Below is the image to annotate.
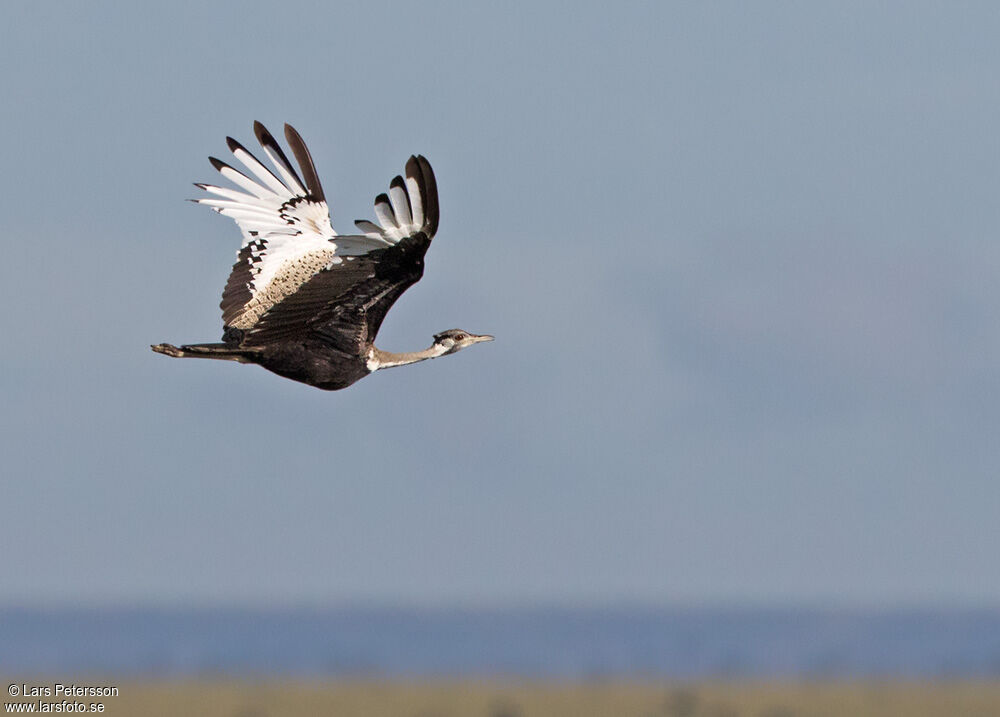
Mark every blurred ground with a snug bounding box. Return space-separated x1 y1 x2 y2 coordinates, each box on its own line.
7 681 1000 717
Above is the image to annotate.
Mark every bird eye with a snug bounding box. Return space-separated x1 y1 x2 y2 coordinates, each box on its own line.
455 333 466 341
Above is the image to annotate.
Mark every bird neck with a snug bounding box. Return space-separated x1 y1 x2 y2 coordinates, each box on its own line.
370 343 447 370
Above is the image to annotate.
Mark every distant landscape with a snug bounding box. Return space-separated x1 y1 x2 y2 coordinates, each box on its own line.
3 606 1000 679
4 607 1000 715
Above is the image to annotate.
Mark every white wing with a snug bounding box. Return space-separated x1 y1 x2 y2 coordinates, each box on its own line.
197 123 439 332
196 122 398 328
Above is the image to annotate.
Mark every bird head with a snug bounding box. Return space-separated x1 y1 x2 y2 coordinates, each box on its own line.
433 329 494 355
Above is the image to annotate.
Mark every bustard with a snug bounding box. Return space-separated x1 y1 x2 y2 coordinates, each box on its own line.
152 122 492 390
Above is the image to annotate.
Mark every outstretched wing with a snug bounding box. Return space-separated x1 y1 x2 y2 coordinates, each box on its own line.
195 122 399 330
238 155 440 350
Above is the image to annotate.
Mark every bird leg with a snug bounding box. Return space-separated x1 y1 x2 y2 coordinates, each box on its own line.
151 343 251 362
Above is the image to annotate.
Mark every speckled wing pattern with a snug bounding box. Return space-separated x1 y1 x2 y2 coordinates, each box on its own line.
193 122 438 345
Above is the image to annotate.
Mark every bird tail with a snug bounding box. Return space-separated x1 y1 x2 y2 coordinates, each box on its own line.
151 342 253 363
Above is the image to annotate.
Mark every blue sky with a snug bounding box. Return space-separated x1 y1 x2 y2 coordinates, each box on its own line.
2 1 999 606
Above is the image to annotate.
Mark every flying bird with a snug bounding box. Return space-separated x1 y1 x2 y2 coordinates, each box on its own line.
152 122 492 390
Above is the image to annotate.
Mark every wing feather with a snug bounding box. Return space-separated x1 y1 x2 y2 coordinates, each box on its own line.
195 182 274 207
373 193 399 237
283 124 325 201
356 155 439 240
226 137 294 197
353 219 386 238
208 157 274 199
254 121 307 195
240 253 381 347
415 155 439 237
389 176 412 228
404 156 425 229
193 123 440 339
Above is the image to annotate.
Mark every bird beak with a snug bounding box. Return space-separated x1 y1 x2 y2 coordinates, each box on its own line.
472 334 494 343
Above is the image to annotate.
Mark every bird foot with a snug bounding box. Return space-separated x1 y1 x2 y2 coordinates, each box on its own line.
151 343 185 358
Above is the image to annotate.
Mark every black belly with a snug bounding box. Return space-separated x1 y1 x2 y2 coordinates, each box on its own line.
251 340 370 390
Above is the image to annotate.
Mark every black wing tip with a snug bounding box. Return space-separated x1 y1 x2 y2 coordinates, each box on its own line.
405 156 420 177
402 154 438 236
253 120 306 191
208 156 228 171
283 123 326 201
225 136 243 153
374 192 391 207
283 123 303 143
253 120 277 146
416 155 435 171
415 155 439 237
390 175 406 190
